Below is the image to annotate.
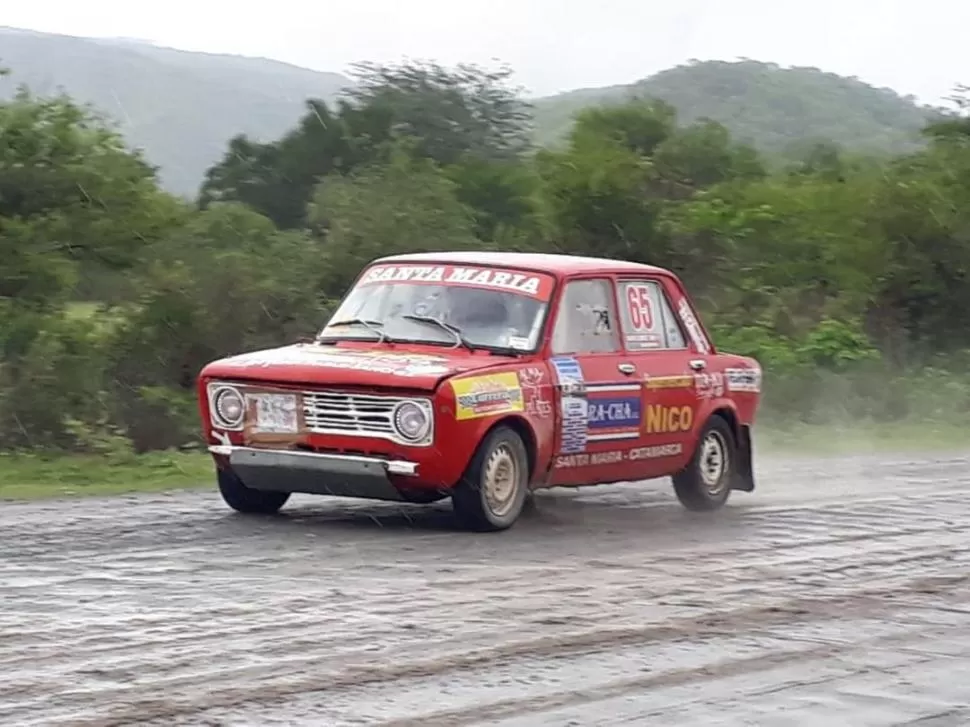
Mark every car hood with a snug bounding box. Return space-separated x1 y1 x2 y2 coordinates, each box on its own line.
199 342 511 391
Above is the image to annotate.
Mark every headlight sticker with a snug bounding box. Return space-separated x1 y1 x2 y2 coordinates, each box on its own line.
247 392 301 434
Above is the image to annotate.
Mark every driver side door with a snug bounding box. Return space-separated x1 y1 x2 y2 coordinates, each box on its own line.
547 276 643 487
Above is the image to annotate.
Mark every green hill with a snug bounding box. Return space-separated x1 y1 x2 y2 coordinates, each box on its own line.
532 59 939 158
0 27 351 196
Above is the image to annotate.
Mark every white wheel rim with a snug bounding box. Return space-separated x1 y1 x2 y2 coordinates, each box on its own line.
700 430 729 495
483 444 519 517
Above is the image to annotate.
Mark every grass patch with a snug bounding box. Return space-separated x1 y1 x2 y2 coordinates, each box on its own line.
756 420 969 455
0 450 213 500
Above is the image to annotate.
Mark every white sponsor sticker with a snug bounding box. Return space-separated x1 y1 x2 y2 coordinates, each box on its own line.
358 265 546 298
678 298 710 354
725 367 762 393
554 443 683 468
552 357 588 454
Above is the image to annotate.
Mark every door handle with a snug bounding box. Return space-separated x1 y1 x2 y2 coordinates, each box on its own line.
617 362 636 375
689 359 706 371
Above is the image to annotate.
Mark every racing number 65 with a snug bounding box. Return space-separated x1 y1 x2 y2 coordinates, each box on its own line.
626 284 654 330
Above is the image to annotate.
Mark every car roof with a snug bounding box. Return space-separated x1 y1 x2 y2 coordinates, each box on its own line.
372 251 671 277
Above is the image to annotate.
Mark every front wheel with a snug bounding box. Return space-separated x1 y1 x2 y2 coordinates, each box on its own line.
217 467 290 514
672 416 735 512
452 426 530 532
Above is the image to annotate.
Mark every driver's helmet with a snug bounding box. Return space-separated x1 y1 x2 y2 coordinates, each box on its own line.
448 287 510 328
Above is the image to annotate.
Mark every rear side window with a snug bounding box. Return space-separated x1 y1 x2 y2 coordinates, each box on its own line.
616 280 686 351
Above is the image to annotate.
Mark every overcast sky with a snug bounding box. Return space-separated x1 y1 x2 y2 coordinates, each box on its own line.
3 0 967 103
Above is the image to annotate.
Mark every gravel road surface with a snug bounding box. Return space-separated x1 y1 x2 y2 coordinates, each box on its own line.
3 449 970 726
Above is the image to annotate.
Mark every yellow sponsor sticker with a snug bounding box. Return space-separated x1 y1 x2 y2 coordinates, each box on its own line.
451 372 525 421
644 404 694 434
644 374 694 390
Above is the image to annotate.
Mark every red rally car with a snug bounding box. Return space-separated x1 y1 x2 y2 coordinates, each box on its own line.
197 252 762 532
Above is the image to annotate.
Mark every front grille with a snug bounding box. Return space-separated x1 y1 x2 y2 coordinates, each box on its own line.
302 391 404 440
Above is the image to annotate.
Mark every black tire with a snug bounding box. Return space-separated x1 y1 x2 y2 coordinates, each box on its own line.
672 415 736 512
452 426 530 532
217 467 290 515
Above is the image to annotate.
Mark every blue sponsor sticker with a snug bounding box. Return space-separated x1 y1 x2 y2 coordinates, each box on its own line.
551 357 583 386
587 396 641 429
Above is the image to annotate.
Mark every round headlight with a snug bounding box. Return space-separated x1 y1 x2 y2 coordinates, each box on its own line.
393 401 431 442
212 386 245 428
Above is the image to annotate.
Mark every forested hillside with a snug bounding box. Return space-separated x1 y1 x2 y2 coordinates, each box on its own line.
2 57 970 458
533 60 939 158
0 27 350 195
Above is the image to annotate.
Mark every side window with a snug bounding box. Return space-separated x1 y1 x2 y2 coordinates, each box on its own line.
550 279 621 355
617 280 687 351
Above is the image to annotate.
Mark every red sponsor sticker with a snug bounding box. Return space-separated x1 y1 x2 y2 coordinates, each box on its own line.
357 264 555 301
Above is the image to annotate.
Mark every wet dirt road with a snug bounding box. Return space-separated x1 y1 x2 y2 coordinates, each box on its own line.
3 450 970 727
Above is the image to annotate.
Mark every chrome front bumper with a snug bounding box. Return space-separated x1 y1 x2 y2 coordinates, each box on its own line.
208 445 419 501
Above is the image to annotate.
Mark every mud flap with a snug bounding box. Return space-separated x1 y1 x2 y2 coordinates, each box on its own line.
731 424 755 492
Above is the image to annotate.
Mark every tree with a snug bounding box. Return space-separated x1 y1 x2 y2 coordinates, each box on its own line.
652 119 765 194
342 60 534 166
444 156 542 241
308 149 481 296
536 132 660 261
0 88 180 270
866 138 970 353
568 98 676 157
199 60 537 232
534 100 764 264
198 134 286 223
198 99 360 230
0 86 183 448
662 172 887 331
108 203 327 450
922 85 970 144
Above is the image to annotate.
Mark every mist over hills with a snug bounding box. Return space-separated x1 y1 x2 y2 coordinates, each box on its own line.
0 27 939 196
0 27 351 195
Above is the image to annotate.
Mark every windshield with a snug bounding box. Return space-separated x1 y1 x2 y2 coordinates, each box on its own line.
319 263 555 352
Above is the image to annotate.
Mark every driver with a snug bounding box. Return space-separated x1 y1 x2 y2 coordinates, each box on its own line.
447 287 510 330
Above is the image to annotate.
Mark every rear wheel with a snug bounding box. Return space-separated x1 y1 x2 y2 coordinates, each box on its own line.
672 416 735 512
452 426 529 532
217 467 290 514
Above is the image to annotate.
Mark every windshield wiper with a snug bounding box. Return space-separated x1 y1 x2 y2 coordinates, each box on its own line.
485 345 525 358
402 314 475 351
319 318 391 344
